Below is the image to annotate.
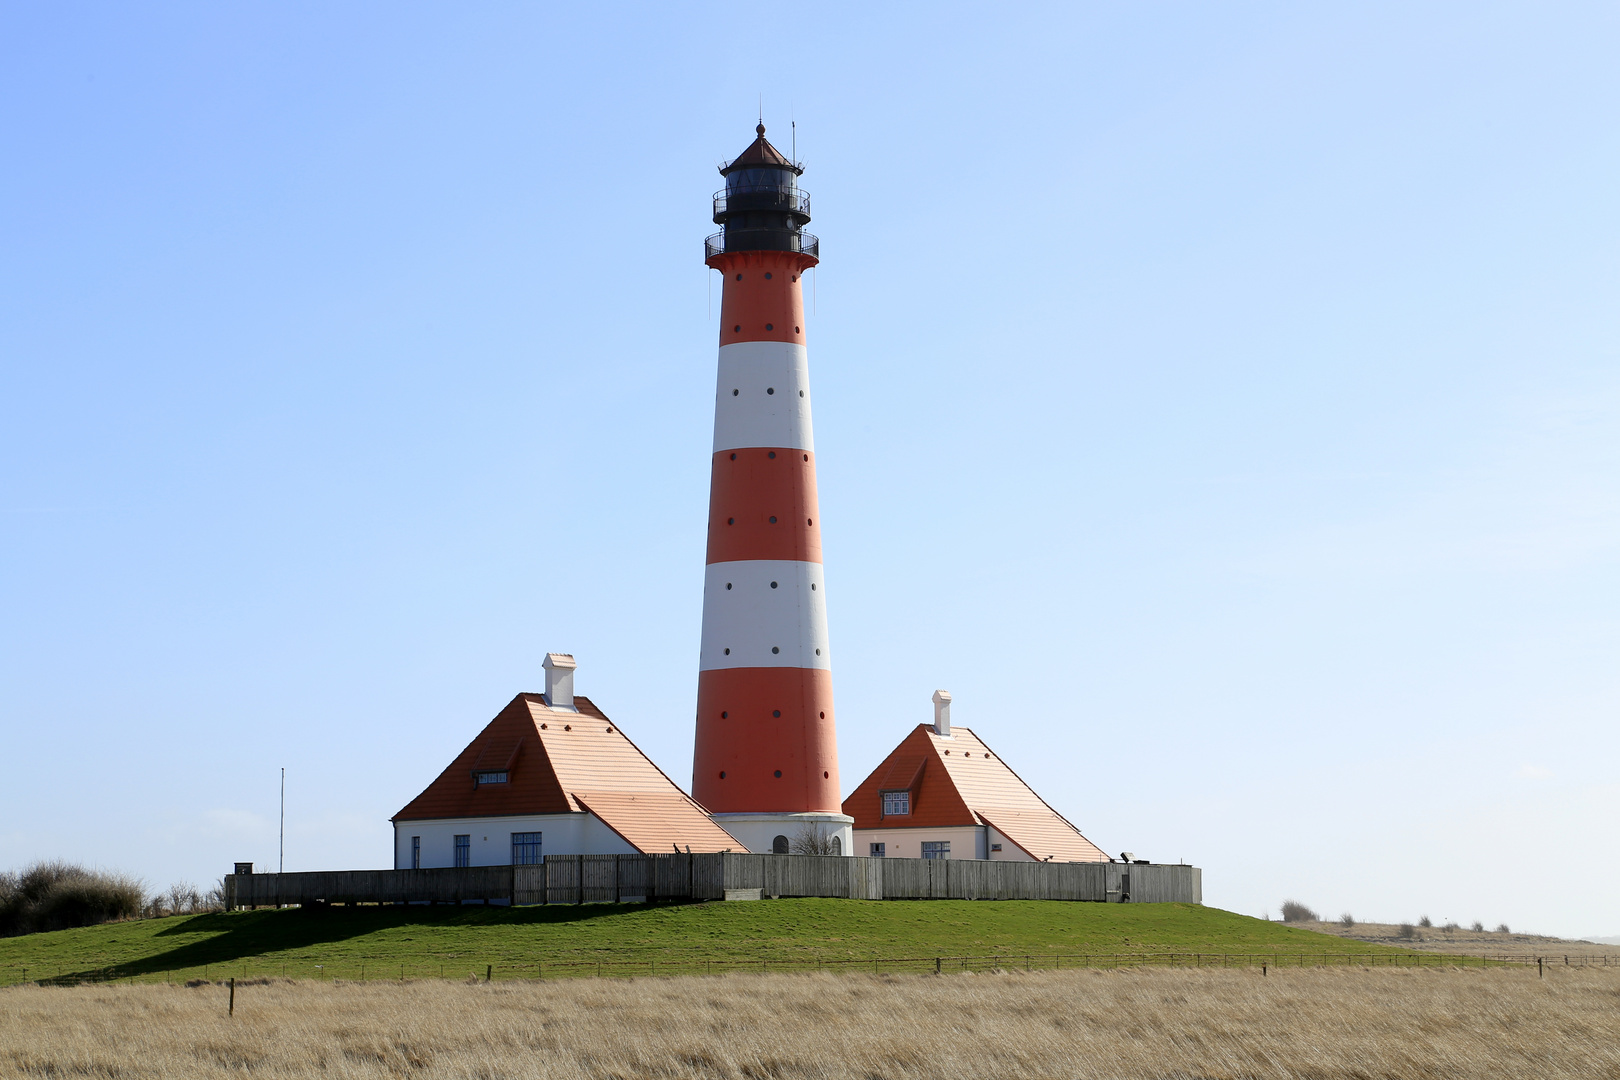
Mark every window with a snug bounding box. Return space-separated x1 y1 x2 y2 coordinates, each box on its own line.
511 832 543 865
453 834 470 868
881 790 910 816
869 842 885 858
831 836 841 855
411 836 420 870
772 835 789 854
990 843 1002 853
921 841 950 860
475 771 508 785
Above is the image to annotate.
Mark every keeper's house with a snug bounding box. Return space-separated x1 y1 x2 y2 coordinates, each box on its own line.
392 654 741 868
844 691 1109 863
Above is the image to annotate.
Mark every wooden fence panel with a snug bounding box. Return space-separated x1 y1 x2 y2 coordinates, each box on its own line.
581 855 617 903
226 857 1198 908
692 853 725 899
513 865 545 906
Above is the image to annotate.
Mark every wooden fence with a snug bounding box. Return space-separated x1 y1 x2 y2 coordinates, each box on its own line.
225 854 1199 908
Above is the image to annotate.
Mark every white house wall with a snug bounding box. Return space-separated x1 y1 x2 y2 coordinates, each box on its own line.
985 823 1036 861
393 813 636 869
853 825 987 861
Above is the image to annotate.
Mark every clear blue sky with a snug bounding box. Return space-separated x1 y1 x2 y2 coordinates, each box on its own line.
3 3 1615 937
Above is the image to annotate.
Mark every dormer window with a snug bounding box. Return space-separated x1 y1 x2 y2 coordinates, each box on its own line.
881 790 910 816
475 771 508 786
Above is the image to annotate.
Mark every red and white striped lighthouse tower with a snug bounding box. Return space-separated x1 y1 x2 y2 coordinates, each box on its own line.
692 125 852 855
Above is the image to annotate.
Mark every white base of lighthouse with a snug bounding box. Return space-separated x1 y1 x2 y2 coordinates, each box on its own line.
711 812 853 856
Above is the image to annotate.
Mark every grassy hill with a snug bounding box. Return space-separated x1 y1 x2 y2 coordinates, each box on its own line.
0 900 1426 985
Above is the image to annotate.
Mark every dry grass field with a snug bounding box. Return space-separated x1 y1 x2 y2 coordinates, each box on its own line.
3 965 1617 1079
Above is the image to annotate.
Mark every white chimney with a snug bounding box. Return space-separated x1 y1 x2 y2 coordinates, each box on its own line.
932 689 952 736
543 653 577 710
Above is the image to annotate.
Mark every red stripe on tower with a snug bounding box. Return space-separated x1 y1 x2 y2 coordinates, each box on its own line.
692 125 851 855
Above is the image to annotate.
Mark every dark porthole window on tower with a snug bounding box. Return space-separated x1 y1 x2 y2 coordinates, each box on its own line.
730 452 737 459
772 710 781 718
764 272 772 280
819 711 825 718
723 648 730 655
726 582 732 590
768 451 776 458
735 274 742 280
795 326 801 334
810 583 816 590
766 387 775 395
770 581 778 588
733 325 741 332
727 517 734 525
721 711 728 718
769 516 777 524
719 771 726 779
771 646 779 654
774 770 782 778
732 389 739 397
765 323 773 331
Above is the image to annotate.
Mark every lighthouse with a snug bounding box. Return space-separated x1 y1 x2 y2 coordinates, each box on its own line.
692 125 853 856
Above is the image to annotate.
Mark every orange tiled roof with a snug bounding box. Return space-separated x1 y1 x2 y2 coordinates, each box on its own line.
393 693 742 853
842 724 1108 863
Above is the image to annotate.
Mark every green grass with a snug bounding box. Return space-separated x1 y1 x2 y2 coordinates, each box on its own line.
0 901 1436 985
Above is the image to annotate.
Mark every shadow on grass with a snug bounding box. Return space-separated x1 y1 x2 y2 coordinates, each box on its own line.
44 902 697 984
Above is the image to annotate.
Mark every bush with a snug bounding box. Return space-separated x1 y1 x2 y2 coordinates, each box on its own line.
1496 923 1511 934
1338 913 1355 928
1471 921 1484 932
0 861 145 937
1398 923 1417 939
789 823 840 856
1279 900 1318 923
1418 915 1432 928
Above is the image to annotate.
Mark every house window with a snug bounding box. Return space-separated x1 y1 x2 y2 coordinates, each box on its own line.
475 771 508 785
411 836 420 869
511 832 543 865
772 835 789 854
831 836 841 855
869 842 885 858
881 790 910 816
454 834 470 868
921 841 950 860
990 843 1002 853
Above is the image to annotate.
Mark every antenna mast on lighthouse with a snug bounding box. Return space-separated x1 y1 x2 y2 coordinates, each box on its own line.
694 124 851 855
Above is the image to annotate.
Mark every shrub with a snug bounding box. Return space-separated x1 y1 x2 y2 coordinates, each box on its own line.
789 823 840 856
1338 913 1355 928
1471 921 1484 932
0 861 145 937
1442 922 1459 936
1418 915 1432 928
1279 900 1318 923
1496 923 1511 934
1398 923 1417 939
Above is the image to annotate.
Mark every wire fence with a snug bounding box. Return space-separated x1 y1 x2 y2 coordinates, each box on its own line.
7 950 1616 988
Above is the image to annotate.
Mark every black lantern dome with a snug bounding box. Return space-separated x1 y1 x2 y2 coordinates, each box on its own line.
707 124 818 261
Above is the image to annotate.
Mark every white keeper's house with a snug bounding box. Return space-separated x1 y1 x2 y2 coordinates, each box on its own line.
843 691 1109 863
391 654 742 869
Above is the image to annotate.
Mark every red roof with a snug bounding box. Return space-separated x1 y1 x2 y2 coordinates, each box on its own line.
842 725 1108 863
719 123 801 176
393 693 741 853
